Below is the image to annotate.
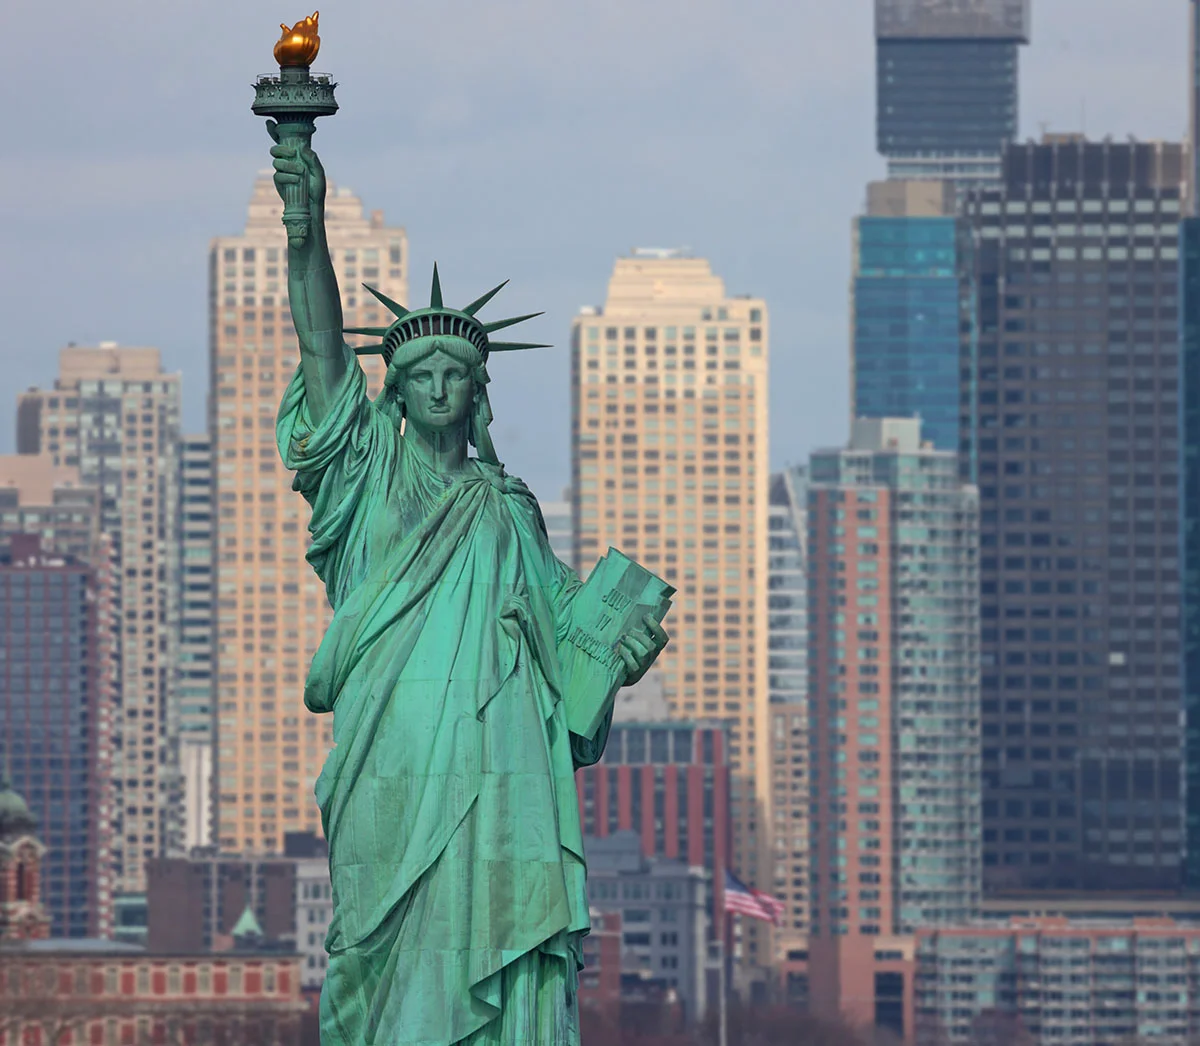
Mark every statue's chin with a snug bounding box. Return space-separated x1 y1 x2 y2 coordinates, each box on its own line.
405 418 470 442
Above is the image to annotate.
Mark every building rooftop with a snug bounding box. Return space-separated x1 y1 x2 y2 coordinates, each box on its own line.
55 345 166 382
0 937 302 959
0 775 38 840
0 456 87 505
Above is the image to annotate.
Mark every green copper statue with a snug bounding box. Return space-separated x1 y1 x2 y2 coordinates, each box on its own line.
261 19 670 1044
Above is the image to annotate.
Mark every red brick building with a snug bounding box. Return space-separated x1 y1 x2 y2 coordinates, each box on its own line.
0 783 305 1045
0 944 306 1046
0 780 50 942
576 720 731 932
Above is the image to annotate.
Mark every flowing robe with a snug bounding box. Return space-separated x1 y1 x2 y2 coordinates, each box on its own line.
277 361 606 1045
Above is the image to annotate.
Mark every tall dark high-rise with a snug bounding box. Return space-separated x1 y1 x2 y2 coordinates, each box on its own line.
0 534 114 938
1180 176 1200 892
1184 0 1200 890
963 138 1186 892
1191 0 1200 216
875 0 1030 184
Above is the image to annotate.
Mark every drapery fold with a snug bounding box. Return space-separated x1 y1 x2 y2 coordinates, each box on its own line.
277 360 607 1044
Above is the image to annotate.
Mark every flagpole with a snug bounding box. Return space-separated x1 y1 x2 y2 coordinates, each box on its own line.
718 931 728 1046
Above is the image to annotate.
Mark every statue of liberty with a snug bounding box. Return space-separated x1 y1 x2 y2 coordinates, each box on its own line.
269 129 668 1044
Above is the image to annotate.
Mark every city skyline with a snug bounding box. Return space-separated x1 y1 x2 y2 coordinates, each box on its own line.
1 0 1188 502
6 1 1200 1040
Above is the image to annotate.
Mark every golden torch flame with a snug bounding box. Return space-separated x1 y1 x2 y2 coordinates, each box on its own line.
274 11 321 67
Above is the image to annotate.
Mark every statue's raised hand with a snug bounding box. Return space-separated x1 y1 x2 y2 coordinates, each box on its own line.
267 121 326 215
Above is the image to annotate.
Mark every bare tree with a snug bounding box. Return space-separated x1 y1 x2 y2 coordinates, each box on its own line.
695 1002 870 1046
968 1009 1035 1046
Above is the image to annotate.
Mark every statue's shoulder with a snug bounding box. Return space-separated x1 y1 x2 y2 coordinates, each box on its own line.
473 460 532 498
473 460 547 532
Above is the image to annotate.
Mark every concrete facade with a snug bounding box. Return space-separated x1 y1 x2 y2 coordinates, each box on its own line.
585 831 710 1025
295 856 333 990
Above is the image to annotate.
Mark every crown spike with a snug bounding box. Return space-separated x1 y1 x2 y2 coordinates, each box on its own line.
487 341 552 352
430 263 444 310
462 280 509 317
342 326 391 336
362 284 409 318
483 312 544 335
352 343 388 356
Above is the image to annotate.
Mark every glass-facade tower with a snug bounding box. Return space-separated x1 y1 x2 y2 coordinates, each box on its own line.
963 138 1186 892
1183 215 1200 890
875 0 1030 185
853 181 961 451
0 544 107 937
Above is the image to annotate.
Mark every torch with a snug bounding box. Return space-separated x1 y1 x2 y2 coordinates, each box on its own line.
251 12 338 248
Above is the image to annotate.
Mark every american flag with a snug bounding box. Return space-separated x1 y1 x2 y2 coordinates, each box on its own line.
723 870 785 926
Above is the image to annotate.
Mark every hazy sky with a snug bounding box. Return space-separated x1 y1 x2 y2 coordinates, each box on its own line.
1 0 1188 500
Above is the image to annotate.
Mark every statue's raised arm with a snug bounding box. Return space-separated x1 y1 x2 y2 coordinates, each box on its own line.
255 19 674 1046
269 130 349 424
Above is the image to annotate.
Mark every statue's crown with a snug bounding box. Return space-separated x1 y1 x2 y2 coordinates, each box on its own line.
345 264 548 366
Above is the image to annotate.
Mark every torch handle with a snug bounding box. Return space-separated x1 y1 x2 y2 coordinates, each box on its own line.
273 118 317 248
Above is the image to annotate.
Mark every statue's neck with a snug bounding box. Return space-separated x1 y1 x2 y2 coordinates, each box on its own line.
404 423 470 474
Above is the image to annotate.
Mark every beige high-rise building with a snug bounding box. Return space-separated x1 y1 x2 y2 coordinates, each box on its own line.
17 345 181 904
570 249 771 964
209 173 407 855
0 455 103 562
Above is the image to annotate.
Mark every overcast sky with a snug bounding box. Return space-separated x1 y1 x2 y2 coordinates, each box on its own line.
1 0 1188 500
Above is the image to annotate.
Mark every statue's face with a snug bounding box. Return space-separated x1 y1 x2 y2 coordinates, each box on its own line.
400 350 475 434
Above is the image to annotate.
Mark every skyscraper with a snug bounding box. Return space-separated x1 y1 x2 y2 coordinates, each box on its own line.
963 138 1186 892
1191 0 1200 216
806 418 980 1032
852 180 961 452
176 434 215 851
766 467 811 972
1184 218 1200 892
570 249 770 964
0 534 114 938
209 174 407 855
17 345 181 915
875 0 1030 184
1182 0 1200 893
